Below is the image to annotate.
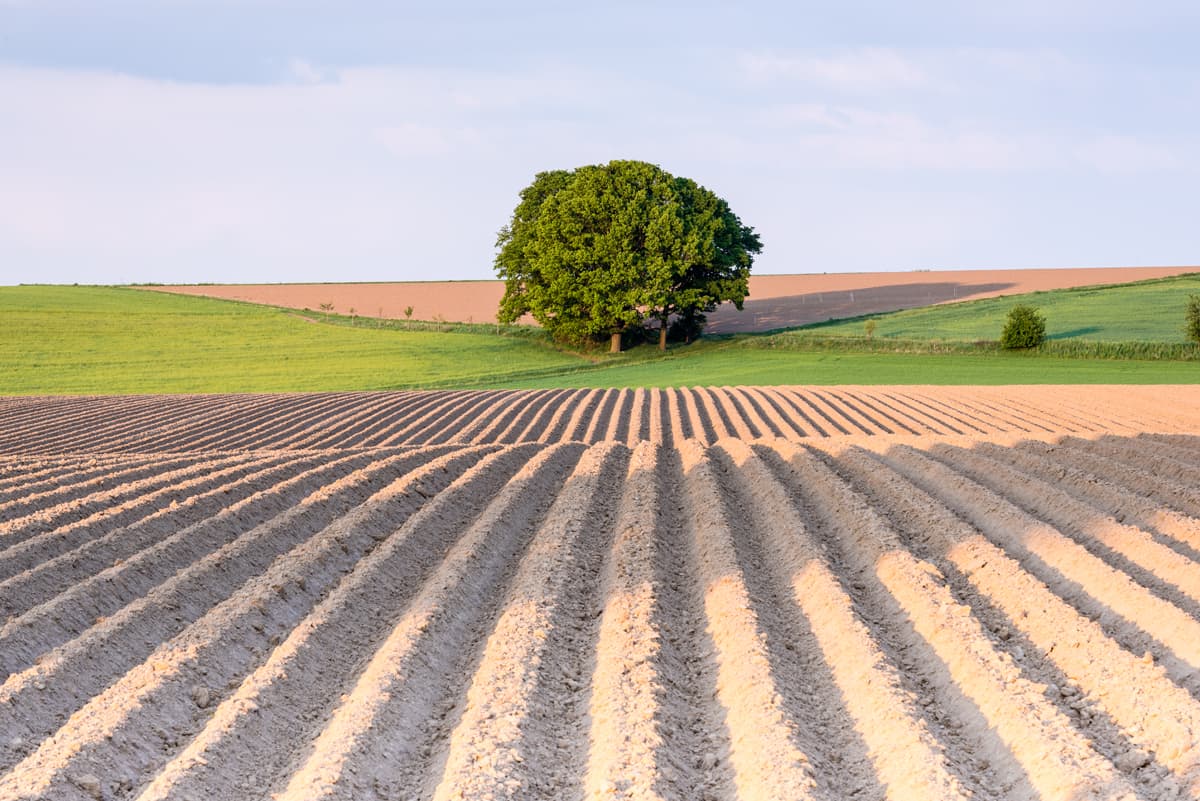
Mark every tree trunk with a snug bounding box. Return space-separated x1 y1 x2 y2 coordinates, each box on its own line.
610 331 622 353
659 319 668 351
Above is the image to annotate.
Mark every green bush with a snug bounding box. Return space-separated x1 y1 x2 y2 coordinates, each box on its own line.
1187 295 1200 343
1000 304 1046 349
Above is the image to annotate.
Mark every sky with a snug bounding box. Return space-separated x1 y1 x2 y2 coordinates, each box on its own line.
2 1 1198 285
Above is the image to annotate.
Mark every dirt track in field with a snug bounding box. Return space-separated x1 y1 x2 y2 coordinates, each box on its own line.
144 266 1196 332
2 386 1199 800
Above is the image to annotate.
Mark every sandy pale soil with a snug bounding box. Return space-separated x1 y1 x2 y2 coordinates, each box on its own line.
1 386 1199 800
145 266 1196 333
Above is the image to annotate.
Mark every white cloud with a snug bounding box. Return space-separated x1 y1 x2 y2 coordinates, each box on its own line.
0 50 1196 285
739 48 930 91
1076 135 1185 173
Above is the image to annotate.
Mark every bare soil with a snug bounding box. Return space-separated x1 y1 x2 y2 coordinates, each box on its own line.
1 386 1198 800
144 266 1196 332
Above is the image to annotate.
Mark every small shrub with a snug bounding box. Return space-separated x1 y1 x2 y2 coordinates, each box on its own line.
864 319 877 340
1000 304 1046 349
404 306 414 319
1187 295 1200 343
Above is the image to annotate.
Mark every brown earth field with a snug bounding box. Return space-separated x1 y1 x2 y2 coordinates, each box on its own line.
2 386 1200 800
146 265 1197 333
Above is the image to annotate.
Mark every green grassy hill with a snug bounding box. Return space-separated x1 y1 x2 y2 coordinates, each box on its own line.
0 286 588 394
789 272 1200 343
1 282 1196 395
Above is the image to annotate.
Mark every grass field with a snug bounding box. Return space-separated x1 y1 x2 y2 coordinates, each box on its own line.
0 286 588 394
2 283 1197 395
793 271 1200 342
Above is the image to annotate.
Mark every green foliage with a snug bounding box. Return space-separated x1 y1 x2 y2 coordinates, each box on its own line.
1187 295 1200 343
864 319 877 339
1000 305 1047 349
495 160 760 349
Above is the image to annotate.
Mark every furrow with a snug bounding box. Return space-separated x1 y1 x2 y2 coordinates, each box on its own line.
556 388 604 443
822 442 1200 797
8 396 211 454
646 387 665 444
465 390 543 445
77 394 282 453
212 393 380 451
1070 434 1200 491
0 446 487 788
0 454 163 508
513 388 572 443
714 440 968 800
945 391 1051 434
262 442 582 801
691 386 734 438
428 442 628 801
839 390 924 435
729 388 784 438
455 391 531 444
386 391 504 446
499 389 567 444
752 388 813 437
779 389 845 436
282 393 422 450
867 441 1200 684
604 388 631 443
583 441 677 801
351 391 461 448
882 391 970 434
947 440 1200 612
809 390 879 434
693 388 737 440
663 388 690 443
0 451 382 679
0 452 318 621
141 442 573 801
823 390 901 434
679 388 715 445
624 386 649 445
0 454 258 573
766 440 1136 801
708 388 757 439
1034 438 1200 530
582 388 620 443
0 453 206 526
127 394 325 453
900 390 992 435
537 388 590 444
672 438 823 800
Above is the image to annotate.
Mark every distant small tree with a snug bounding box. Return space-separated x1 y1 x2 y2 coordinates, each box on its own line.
1186 295 1200 343
404 305 414 319
864 319 878 340
1000 304 1046 349
318 302 334 320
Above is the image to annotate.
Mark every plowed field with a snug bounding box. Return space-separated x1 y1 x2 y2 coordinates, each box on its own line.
2 386 1199 800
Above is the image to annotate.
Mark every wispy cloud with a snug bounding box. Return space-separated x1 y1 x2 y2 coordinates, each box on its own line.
739 48 930 91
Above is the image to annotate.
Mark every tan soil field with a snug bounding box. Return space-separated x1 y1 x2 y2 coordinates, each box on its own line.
146 266 1197 332
2 385 1200 800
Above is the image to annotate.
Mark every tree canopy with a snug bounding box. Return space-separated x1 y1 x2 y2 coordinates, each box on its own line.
495 160 761 351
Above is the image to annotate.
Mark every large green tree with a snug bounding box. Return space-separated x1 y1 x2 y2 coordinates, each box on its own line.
495 160 761 352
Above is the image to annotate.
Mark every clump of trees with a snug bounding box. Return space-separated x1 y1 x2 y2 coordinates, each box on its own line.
1000 304 1046 349
1186 295 1200 343
495 160 761 352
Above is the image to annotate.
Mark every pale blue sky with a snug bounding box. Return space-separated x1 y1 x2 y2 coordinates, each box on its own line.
2 1 1197 284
